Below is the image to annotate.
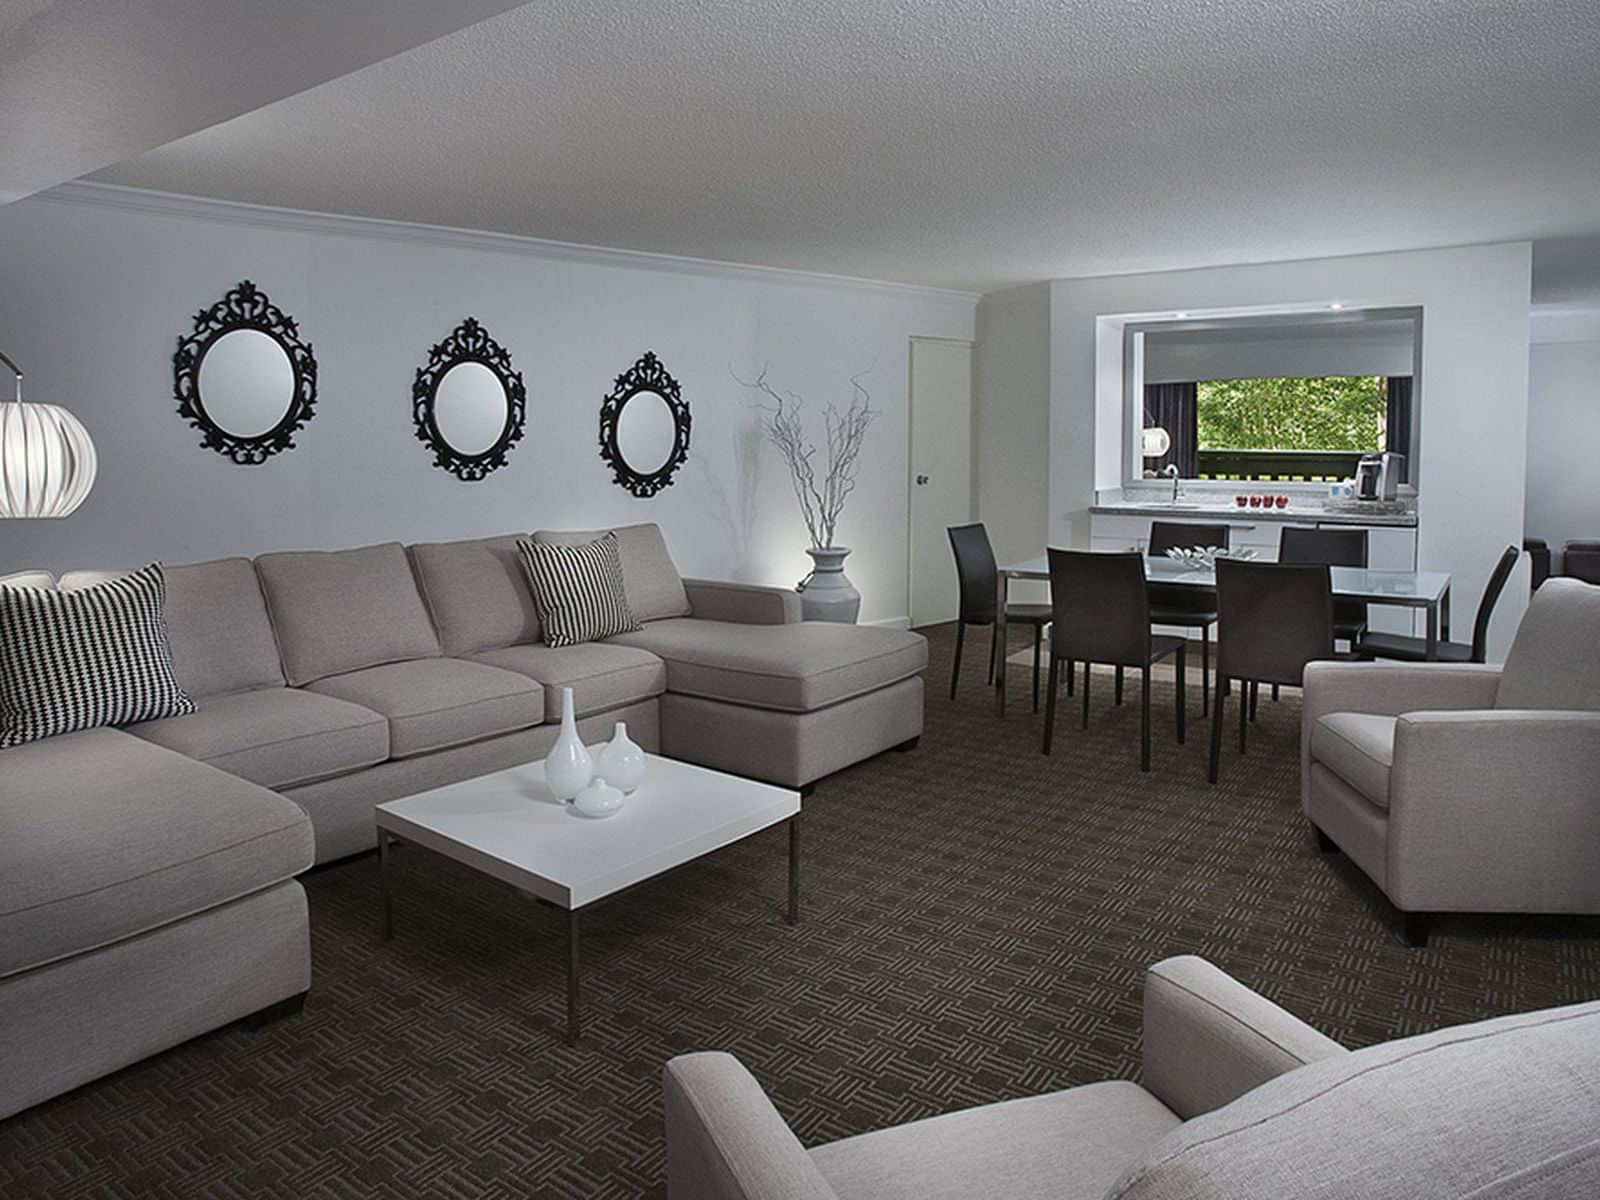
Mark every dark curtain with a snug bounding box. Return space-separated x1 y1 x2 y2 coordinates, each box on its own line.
1385 376 1413 482
1143 382 1198 477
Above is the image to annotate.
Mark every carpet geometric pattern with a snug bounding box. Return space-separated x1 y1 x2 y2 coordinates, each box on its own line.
3 623 1598 1198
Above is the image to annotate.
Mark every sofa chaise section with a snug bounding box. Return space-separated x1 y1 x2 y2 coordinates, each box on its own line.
0 727 314 1119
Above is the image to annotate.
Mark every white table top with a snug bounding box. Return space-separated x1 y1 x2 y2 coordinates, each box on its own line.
1001 555 1451 604
375 753 800 909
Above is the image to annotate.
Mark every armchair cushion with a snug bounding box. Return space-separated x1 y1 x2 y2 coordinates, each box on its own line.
1495 577 1600 710
809 1082 1179 1200
1310 713 1395 808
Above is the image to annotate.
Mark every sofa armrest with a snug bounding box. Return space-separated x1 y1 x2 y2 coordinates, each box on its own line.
1387 710 1600 912
1141 956 1347 1119
1302 662 1502 814
683 578 802 625
664 1052 839 1200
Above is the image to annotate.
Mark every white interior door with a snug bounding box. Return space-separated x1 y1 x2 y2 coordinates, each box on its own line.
908 337 974 627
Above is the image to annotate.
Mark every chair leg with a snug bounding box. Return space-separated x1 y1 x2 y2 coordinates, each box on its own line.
1249 680 1259 723
1209 677 1226 783
1174 644 1186 744
1140 665 1151 772
986 626 997 686
1031 625 1042 714
1272 683 1280 703
1114 665 1124 705
1065 657 1074 696
950 622 966 700
1042 655 1060 755
1200 624 1210 715
1082 661 1092 729
1238 679 1249 753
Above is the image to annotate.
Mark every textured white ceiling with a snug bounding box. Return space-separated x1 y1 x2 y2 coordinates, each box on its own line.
81 0 1600 293
0 0 529 203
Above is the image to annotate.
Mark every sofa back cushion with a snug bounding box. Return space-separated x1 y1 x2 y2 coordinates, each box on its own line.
0 570 56 590
532 522 691 623
1496 577 1600 711
255 542 440 686
1109 998 1600 1200
409 534 540 655
161 557 286 698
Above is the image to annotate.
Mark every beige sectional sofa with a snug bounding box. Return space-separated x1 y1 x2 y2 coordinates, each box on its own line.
666 955 1600 1199
0 523 926 1117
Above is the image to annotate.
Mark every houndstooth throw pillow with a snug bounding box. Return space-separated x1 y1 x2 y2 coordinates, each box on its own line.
517 532 641 648
0 562 197 747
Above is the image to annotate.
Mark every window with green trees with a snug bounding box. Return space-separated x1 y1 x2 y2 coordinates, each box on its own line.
1197 376 1387 452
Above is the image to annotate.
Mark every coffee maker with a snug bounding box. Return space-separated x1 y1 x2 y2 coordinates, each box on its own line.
1355 452 1405 501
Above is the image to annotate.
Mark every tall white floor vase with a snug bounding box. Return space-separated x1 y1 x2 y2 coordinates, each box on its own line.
545 687 593 803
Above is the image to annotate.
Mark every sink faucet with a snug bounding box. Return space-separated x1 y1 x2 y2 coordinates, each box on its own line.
1163 464 1181 503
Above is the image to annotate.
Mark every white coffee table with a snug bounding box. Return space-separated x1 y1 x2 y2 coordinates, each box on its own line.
374 752 801 1043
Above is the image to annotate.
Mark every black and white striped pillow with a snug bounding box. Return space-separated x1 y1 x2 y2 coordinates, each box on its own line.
0 562 197 747
517 533 641 648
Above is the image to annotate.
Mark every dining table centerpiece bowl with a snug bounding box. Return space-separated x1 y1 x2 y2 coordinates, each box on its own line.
1164 546 1260 569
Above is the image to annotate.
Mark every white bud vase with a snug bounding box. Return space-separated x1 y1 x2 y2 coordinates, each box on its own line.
596 722 647 794
544 687 593 803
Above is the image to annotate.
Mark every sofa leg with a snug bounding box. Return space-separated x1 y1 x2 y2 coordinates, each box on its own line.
1401 912 1432 948
799 782 816 799
892 736 920 753
242 991 306 1031
1313 826 1339 854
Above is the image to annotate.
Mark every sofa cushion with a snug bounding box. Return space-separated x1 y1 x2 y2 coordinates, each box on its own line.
1496 577 1600 711
518 533 641 647
162 557 286 698
533 522 692 622
0 570 55 589
409 534 540 656
127 686 389 789
468 642 666 717
1109 998 1600 1200
0 727 314 977
1310 712 1395 808
304 658 543 759
811 1080 1180 1200
609 619 928 713
0 562 196 748
255 542 441 686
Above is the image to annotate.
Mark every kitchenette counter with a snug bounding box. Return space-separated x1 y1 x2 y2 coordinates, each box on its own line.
1091 499 1417 527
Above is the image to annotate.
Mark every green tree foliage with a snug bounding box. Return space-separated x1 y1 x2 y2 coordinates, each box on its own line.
1197 376 1386 452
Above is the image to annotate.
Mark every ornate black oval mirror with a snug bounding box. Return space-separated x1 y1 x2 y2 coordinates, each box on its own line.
173 280 317 464
411 318 527 481
599 351 690 498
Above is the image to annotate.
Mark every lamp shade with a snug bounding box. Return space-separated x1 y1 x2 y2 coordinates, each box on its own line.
1140 426 1172 458
0 400 98 518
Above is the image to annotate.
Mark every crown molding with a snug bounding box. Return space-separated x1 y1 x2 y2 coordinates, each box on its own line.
33 182 982 306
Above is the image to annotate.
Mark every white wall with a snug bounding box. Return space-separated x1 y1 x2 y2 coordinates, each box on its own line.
973 283 1050 570
1050 243 1533 659
0 186 976 624
1526 309 1600 561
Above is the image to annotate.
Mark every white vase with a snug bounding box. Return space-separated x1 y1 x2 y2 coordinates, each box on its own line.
596 721 647 794
544 687 593 802
798 546 861 623
573 780 625 819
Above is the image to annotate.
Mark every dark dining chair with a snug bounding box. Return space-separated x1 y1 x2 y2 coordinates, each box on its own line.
1278 527 1368 644
1209 559 1334 784
1044 549 1185 771
1146 521 1229 713
948 524 1053 709
1356 545 1520 664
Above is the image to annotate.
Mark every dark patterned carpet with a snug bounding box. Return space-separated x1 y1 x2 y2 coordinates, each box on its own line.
5 623 1599 1198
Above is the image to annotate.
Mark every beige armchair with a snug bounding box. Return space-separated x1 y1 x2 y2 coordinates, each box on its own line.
1303 578 1600 945
663 956 1600 1199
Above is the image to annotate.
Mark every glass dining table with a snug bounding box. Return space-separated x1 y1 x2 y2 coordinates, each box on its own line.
991 554 1453 715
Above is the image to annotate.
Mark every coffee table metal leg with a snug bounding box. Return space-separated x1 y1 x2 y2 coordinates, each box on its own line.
787 817 800 925
566 908 581 1045
379 832 394 942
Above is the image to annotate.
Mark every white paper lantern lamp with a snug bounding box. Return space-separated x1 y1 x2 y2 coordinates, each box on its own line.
0 350 97 519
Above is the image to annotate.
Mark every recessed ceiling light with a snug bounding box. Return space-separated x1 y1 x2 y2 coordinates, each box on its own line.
1329 303 1345 310
1174 311 1189 318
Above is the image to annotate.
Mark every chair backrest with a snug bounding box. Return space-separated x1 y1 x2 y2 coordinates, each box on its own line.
1048 549 1151 666
1523 538 1551 591
947 524 999 624
1148 522 1230 556
1214 559 1334 686
1279 526 1367 630
1495 577 1600 711
1562 540 1600 585
1468 545 1521 663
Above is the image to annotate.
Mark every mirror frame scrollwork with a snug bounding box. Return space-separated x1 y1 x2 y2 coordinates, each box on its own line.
172 279 318 464
598 350 691 498
411 317 527 482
